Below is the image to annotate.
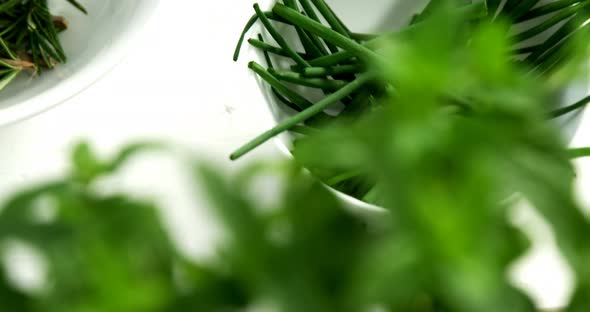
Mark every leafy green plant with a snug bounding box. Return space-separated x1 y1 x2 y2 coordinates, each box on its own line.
0 0 87 92
0 118 586 311
230 0 590 205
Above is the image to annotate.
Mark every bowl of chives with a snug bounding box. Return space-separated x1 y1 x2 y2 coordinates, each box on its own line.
233 0 588 209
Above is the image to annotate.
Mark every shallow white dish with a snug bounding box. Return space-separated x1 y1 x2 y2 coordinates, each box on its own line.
0 0 159 126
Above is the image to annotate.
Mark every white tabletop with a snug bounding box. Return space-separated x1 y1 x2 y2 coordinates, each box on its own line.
0 0 281 276
0 1 589 309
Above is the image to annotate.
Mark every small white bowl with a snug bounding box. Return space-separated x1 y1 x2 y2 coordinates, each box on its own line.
245 2 587 307
251 0 587 214
0 0 159 126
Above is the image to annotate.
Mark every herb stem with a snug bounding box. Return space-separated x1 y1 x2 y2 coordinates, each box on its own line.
309 0 351 37
283 0 324 58
248 38 308 59
302 64 364 77
297 0 339 53
269 68 348 91
309 51 357 67
230 72 374 160
257 34 274 70
568 147 590 158
550 95 590 118
254 4 310 67
517 0 584 22
249 61 313 110
289 124 320 135
272 3 383 64
233 11 289 62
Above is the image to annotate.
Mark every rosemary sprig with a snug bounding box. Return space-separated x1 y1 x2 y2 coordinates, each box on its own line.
0 37 31 91
0 0 87 93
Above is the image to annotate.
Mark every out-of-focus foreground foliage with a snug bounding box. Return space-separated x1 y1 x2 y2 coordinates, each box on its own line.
1 1 590 311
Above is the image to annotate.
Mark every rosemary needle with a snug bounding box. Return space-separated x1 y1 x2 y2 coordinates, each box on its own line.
65 0 87 15
248 38 309 59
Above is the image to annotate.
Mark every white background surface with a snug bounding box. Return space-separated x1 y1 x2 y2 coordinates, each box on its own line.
0 0 590 309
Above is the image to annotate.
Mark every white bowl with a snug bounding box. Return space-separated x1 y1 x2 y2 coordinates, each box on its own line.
0 0 159 126
246 2 587 308
251 0 587 214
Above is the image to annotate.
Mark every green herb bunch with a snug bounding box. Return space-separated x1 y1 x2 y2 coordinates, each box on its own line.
0 143 371 311
231 0 590 205
0 0 86 92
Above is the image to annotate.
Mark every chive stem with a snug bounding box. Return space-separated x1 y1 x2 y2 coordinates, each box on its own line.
302 64 364 77
283 0 324 58
309 51 357 67
550 95 590 118
297 0 339 53
272 89 304 112
233 14 259 62
324 0 352 34
249 61 313 110
272 3 383 64
309 0 351 37
350 32 378 41
230 73 374 160
269 68 349 90
568 147 590 158
257 34 274 70
254 4 310 67
233 11 289 61
289 124 320 135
